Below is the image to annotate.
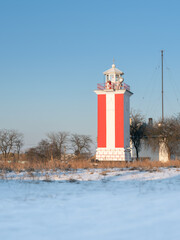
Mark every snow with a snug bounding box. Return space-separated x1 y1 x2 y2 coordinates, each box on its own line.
1 168 180 240
2 167 180 181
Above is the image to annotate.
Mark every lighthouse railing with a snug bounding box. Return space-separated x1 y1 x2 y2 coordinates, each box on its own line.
123 83 130 91
97 83 106 90
97 82 130 91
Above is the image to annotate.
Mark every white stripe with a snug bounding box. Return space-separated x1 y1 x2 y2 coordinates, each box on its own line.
106 92 115 149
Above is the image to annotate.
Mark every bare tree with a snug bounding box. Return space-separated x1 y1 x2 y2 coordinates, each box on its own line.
26 132 68 161
47 132 68 160
130 112 146 160
0 129 24 159
70 134 93 157
14 135 24 159
26 139 51 160
145 115 180 160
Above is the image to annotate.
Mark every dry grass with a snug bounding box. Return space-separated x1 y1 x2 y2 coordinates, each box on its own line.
0 157 180 173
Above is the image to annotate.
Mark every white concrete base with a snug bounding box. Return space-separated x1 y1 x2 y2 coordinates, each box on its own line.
96 148 131 161
159 141 169 162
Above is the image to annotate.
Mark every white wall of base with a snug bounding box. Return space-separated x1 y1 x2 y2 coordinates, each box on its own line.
159 141 169 162
96 148 131 161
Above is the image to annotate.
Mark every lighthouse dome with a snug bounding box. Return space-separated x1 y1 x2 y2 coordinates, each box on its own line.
103 64 124 76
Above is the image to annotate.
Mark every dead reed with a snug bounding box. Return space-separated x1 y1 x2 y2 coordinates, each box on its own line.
0 157 180 173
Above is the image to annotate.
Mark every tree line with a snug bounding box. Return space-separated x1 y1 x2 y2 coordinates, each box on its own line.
0 130 93 161
1 113 180 161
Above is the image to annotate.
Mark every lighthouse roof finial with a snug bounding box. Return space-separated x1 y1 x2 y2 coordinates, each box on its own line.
112 57 115 68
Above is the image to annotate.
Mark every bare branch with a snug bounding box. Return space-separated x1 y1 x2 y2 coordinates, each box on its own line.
70 134 93 157
130 112 146 160
47 132 69 160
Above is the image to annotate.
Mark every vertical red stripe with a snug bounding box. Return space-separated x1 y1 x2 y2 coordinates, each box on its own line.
115 94 124 148
97 95 106 148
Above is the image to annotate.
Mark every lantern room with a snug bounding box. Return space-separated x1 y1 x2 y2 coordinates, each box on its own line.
103 63 124 84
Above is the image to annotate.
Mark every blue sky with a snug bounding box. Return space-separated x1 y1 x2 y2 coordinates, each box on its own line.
0 0 180 148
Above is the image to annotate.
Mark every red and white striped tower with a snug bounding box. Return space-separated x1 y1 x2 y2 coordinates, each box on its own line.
95 63 133 161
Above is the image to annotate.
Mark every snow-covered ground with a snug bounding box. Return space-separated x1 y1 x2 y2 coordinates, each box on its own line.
2 167 180 181
1 168 180 240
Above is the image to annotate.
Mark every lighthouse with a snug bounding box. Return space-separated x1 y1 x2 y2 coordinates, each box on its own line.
94 63 133 161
